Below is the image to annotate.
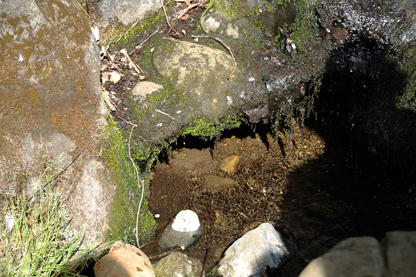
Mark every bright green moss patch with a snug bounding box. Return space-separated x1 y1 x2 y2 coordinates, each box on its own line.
182 113 246 140
102 116 155 245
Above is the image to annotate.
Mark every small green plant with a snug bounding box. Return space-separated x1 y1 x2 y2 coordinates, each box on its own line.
0 150 99 276
0 190 91 276
76 1 90 18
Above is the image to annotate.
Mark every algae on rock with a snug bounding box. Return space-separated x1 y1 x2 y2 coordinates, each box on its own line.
102 116 156 245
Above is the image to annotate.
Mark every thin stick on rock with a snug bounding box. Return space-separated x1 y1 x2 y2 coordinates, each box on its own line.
161 0 181 37
191 35 237 79
115 113 138 127
120 49 145 79
177 1 207 20
155 109 175 120
129 29 160 55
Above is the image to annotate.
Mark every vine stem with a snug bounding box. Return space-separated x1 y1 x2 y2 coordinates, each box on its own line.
127 126 144 248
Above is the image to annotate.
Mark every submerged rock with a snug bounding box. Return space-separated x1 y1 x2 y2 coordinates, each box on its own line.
202 175 237 193
300 232 416 277
218 222 289 277
219 155 240 176
384 231 416 276
154 252 203 277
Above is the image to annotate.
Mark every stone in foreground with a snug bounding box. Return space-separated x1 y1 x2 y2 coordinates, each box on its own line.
299 237 384 277
218 222 289 277
94 241 154 277
384 231 416 277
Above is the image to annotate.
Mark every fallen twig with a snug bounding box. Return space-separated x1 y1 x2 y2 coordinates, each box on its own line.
140 240 158 248
102 88 116 112
129 29 160 55
120 49 145 80
191 35 237 79
155 109 175 120
177 1 207 20
115 113 138 127
161 0 181 37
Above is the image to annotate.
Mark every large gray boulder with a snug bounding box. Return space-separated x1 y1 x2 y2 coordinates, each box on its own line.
0 0 114 245
201 0 297 38
92 0 163 43
97 0 162 28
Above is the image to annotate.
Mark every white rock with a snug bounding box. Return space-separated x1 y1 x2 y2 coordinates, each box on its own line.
218 223 289 277
109 71 122 84
159 210 203 251
131 81 164 103
172 210 200 232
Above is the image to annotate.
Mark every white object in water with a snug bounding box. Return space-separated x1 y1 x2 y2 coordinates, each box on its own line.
172 210 200 232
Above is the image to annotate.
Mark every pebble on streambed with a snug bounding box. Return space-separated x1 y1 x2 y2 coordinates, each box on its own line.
159 210 203 251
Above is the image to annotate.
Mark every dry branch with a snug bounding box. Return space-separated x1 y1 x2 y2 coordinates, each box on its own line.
161 0 181 37
120 49 145 80
129 29 160 55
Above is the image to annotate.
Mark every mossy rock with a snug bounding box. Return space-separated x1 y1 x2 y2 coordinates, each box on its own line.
152 36 244 122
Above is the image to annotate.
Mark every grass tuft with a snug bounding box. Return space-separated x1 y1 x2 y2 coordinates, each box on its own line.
0 173 96 276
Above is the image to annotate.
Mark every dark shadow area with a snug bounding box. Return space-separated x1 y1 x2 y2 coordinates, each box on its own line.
157 123 272 164
276 39 416 276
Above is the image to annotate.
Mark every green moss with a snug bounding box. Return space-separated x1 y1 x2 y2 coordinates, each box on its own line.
182 113 245 140
102 116 156 245
209 0 291 19
284 0 318 54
